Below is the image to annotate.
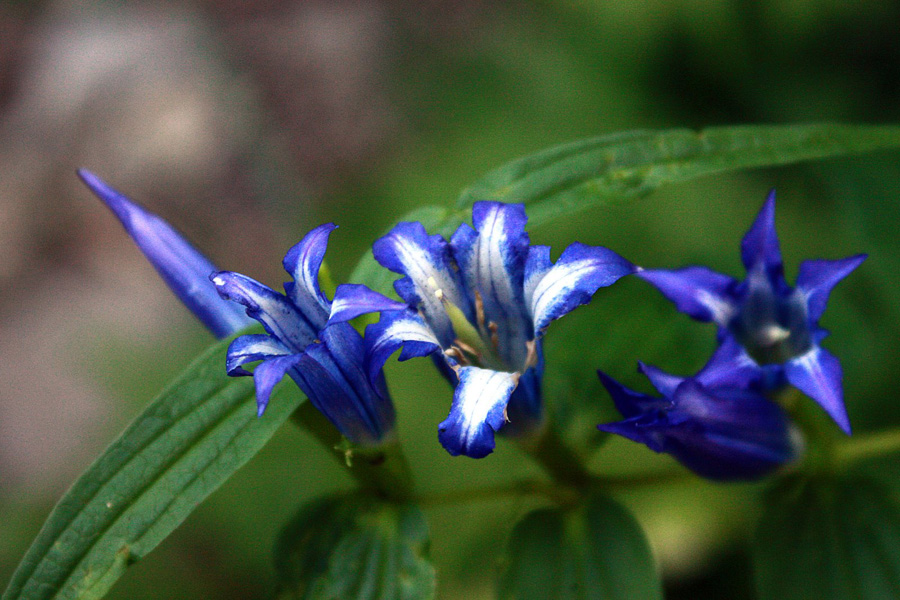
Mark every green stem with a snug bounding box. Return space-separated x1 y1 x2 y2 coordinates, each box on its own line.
836 428 900 466
291 403 415 502
417 480 579 507
516 420 592 489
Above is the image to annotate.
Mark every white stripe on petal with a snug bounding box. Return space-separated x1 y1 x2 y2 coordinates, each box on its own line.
389 232 468 345
438 366 519 458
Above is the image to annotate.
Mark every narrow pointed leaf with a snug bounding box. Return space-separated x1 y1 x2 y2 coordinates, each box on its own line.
753 474 900 600
457 124 900 228
499 494 662 600
352 124 900 297
3 333 304 600
275 494 435 600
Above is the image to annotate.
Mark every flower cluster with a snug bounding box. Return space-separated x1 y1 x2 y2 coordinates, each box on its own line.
598 191 865 479
84 169 864 480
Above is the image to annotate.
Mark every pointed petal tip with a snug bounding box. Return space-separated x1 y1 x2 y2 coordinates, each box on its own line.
77 168 140 223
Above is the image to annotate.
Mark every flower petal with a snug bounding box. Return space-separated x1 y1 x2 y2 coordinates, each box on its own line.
225 333 292 376
293 333 389 445
451 202 531 365
327 283 408 326
365 309 443 385
740 189 784 280
636 362 683 397
597 370 668 420
597 415 666 453
252 354 304 417
638 266 738 325
212 271 318 351
282 223 337 330
796 254 867 321
529 242 635 335
784 345 851 433
695 337 764 389
373 221 470 346
437 367 519 458
79 169 254 338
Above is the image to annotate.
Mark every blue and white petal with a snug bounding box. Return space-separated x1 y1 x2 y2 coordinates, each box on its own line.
212 271 318 351
327 283 408 325
451 202 531 366
784 346 851 434
437 366 519 458
79 169 254 338
282 223 337 329
365 309 443 384
252 354 304 417
373 221 470 347
740 189 784 279
225 333 292 376
528 242 635 335
638 266 739 325
523 245 553 309
796 254 867 322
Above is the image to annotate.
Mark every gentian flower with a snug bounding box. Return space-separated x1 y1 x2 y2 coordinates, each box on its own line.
597 340 798 481
352 201 635 458
638 191 866 433
81 168 406 446
79 169 254 338
212 225 406 446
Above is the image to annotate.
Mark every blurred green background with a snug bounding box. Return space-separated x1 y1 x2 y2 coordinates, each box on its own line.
1 1 899 598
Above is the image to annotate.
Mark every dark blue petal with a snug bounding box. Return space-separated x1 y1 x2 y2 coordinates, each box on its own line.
437 366 518 458
211 271 318 351
253 354 304 417
695 337 764 389
784 346 851 434
528 242 635 335
636 362 683 397
225 333 291 376
364 309 443 387
638 266 738 325
596 370 669 419
796 254 868 322
291 325 393 444
373 221 470 347
451 202 532 367
327 283 408 326
79 169 254 338
598 372 796 481
740 190 784 282
282 223 336 330
503 344 545 437
597 415 667 453
663 381 795 481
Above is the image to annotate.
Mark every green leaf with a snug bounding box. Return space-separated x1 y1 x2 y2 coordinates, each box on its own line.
3 335 304 600
349 124 900 296
275 494 435 600
457 124 900 228
499 494 662 600
753 474 900 600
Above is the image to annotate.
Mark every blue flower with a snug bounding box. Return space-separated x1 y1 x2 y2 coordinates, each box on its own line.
638 191 866 433
81 168 405 446
79 169 254 338
597 340 798 481
212 224 406 446
350 201 635 458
